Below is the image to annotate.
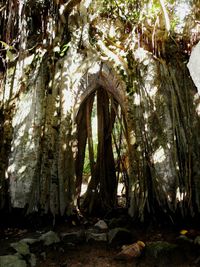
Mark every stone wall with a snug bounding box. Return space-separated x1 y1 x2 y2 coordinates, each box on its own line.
0 0 200 220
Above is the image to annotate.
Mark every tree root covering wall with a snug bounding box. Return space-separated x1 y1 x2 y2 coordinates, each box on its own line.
127 48 200 221
0 0 200 221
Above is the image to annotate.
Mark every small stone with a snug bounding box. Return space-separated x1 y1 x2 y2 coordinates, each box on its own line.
10 241 30 256
86 232 107 242
0 255 27 267
94 220 108 231
39 231 60 246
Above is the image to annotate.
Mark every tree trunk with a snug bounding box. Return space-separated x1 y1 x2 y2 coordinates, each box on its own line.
82 89 117 214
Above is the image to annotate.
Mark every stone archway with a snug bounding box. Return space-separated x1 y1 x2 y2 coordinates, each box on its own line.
73 63 129 214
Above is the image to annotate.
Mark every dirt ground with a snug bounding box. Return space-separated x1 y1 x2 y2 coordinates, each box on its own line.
1 213 200 267
34 229 198 267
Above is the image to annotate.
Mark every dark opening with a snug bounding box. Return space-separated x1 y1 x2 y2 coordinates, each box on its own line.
75 87 129 215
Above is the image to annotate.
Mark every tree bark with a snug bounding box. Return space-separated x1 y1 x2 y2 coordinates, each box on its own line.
82 89 117 214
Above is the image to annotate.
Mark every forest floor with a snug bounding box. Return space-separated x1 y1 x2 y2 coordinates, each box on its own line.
1 211 200 267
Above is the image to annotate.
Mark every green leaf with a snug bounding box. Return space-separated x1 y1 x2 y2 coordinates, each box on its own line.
6 50 14 61
0 40 9 49
60 43 70 57
0 41 17 51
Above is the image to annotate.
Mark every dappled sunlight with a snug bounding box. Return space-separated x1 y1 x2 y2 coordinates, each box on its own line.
62 89 73 115
143 112 149 120
7 163 16 174
0 0 199 222
153 146 166 164
174 2 191 33
97 39 128 73
46 16 56 40
176 187 187 202
4 54 35 101
196 102 200 116
187 41 200 94
117 182 126 197
134 47 149 63
2 48 49 209
18 165 27 174
88 62 101 75
59 52 100 122
62 143 67 151
73 62 126 121
133 93 141 106
80 180 127 203
12 95 32 128
146 86 158 98
129 131 136 145
80 182 88 197
131 181 139 193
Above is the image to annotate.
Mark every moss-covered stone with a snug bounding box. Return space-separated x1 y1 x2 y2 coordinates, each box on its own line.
146 241 178 259
39 231 60 246
10 241 30 256
0 255 27 267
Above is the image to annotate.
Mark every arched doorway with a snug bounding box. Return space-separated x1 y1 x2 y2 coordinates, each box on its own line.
75 87 129 215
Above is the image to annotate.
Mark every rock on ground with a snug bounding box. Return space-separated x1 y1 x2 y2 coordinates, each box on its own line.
0 255 27 267
94 220 108 231
39 231 60 246
10 241 30 256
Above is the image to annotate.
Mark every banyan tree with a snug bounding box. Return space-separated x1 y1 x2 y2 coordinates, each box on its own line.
0 0 200 223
